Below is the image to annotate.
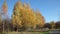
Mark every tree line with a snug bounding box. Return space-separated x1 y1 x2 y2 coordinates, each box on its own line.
0 1 60 32
0 1 45 32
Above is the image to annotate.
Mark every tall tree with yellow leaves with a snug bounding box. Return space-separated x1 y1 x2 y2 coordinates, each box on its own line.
20 3 37 29
12 1 45 31
36 9 45 29
12 1 22 31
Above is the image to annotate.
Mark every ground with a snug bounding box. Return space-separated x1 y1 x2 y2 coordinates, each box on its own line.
1 32 49 34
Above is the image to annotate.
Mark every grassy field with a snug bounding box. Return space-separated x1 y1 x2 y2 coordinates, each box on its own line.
0 32 49 34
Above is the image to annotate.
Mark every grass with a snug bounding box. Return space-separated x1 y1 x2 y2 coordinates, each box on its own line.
39 32 49 34
0 31 49 34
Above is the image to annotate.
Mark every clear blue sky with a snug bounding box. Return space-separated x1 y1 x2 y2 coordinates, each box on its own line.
0 0 60 22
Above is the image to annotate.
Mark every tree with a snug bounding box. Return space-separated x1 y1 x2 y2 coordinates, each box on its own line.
0 9 2 26
12 1 22 31
12 1 45 31
0 12 2 32
44 23 51 29
18 3 37 30
1 0 8 33
35 9 45 29
2 0 8 16
55 21 60 29
50 21 55 29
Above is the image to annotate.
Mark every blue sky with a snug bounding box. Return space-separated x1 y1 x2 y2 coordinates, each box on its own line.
0 0 60 22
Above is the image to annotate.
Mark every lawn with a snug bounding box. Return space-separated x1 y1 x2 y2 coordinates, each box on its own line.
0 31 49 34
39 32 49 34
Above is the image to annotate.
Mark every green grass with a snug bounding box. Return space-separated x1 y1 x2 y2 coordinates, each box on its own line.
39 32 49 34
0 31 49 34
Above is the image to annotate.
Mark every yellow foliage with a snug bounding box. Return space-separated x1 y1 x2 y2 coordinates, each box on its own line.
12 1 45 29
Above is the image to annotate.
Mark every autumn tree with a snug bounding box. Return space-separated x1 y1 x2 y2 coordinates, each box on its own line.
50 21 55 29
36 9 45 29
20 3 37 30
12 0 45 31
12 1 22 31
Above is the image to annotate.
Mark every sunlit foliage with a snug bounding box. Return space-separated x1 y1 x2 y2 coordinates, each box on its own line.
12 1 45 30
